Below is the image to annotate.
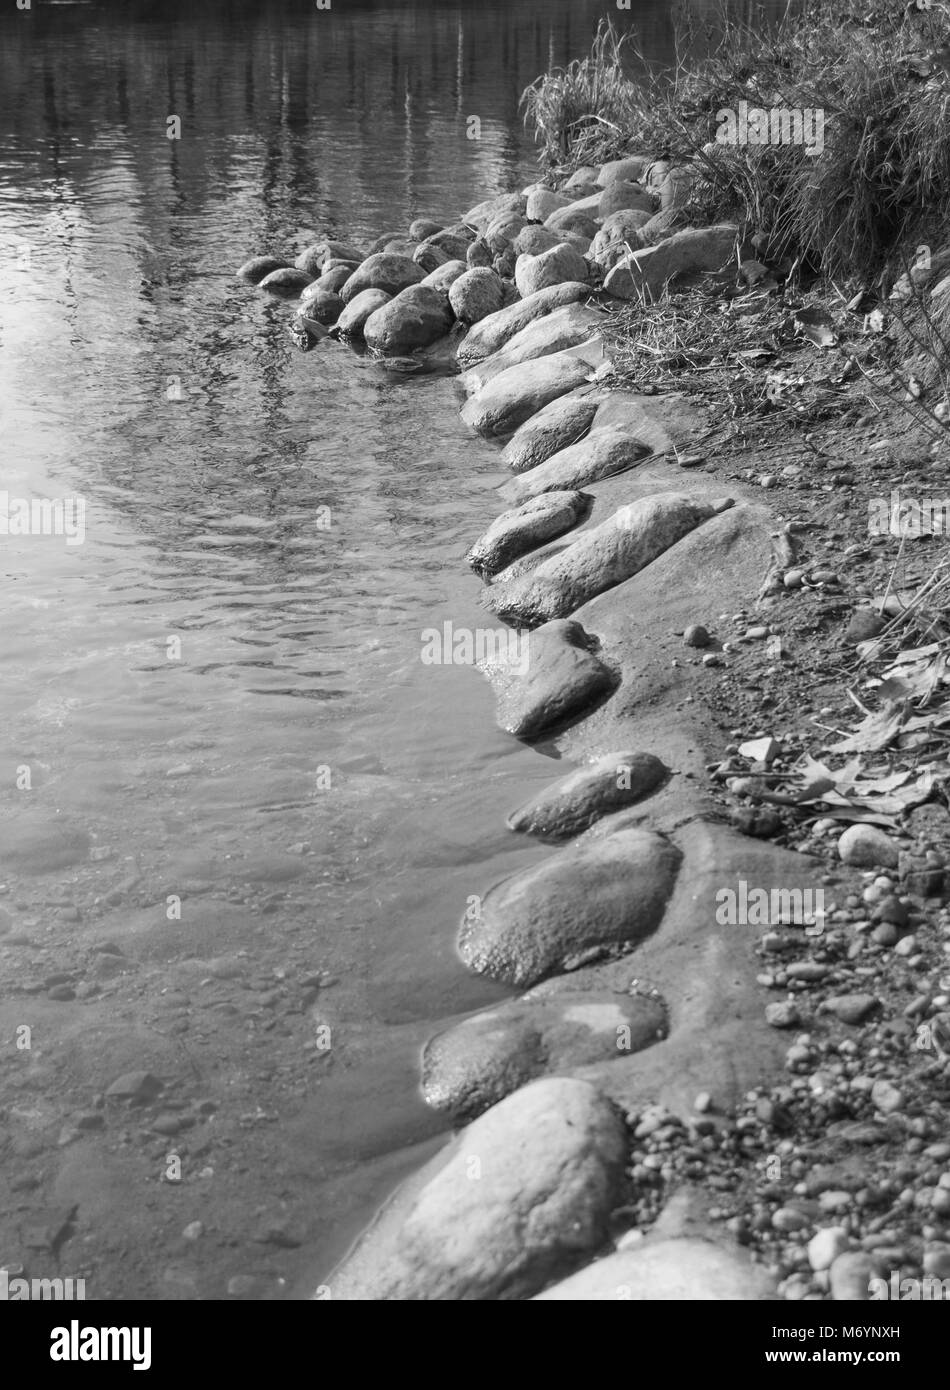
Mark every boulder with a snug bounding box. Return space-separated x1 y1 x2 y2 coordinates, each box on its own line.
507 751 669 841
448 268 506 325
367 230 405 256
459 816 681 987
487 492 728 626
515 244 589 298
412 242 450 274
423 992 667 1121
383 237 421 259
460 350 594 438
486 212 527 254
258 266 313 296
335 288 392 339
535 1236 777 1300
603 224 738 300
466 237 493 268
325 1078 626 1301
588 211 654 270
340 253 425 304
462 191 526 230
597 156 651 186
544 208 600 240
658 167 696 211
420 259 468 292
479 617 615 740
363 284 454 354
312 263 354 295
294 240 362 276
527 188 571 221
466 491 590 579
636 208 683 245
425 223 478 259
514 225 563 257
456 281 591 366
499 428 652 504
644 159 672 190
409 217 443 240
501 389 603 473
493 248 517 279
563 166 600 192
296 288 343 326
460 303 604 394
599 182 654 219
237 254 290 284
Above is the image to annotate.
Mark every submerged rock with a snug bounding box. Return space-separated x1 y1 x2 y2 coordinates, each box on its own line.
515 244 590 298
456 281 591 366
507 750 668 841
459 816 681 987
237 254 291 284
423 990 667 1121
460 351 594 438
340 253 425 304
335 288 392 339
364 285 454 354
326 1078 626 1301
448 267 506 325
466 490 589 579
480 617 615 740
488 492 728 626
499 427 651 504
501 388 603 474
258 266 314 296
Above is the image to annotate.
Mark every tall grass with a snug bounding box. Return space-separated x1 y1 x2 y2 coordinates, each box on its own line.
522 4 950 282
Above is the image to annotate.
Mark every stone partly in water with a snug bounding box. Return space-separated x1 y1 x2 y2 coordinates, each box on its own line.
499 427 652 505
481 617 616 740
312 263 355 296
535 1236 778 1300
325 1077 627 1301
237 254 291 284
363 285 454 354
294 240 362 276
409 217 443 241
456 281 591 366
448 267 507 326
340 253 425 304
334 288 392 339
488 492 727 625
466 490 590 579
515 243 590 298
501 388 603 474
507 750 669 842
460 303 605 394
460 351 594 439
458 815 681 988
604 224 738 300
258 266 314 296
296 288 343 327
422 990 667 1122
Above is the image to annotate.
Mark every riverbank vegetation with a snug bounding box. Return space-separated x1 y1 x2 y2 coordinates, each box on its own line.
522 2 950 285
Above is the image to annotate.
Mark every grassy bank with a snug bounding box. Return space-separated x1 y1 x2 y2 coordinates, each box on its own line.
521 2 950 285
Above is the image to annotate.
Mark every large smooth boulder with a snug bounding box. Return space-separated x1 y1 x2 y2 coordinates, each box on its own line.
563 166 600 192
604 224 738 300
423 992 667 1121
515 244 590 298
597 155 650 186
466 490 590 579
535 1236 778 1300
421 259 467 292
460 351 594 438
425 223 477 259
296 288 343 326
312 263 354 295
294 240 362 276
237 254 290 283
258 266 313 296
409 217 443 240
459 816 681 987
636 208 683 246
335 288 392 339
502 388 603 473
340 253 425 304
507 750 669 841
487 492 728 626
456 281 591 367
499 428 652 504
599 182 654 219
479 617 615 739
514 225 563 257
449 268 506 325
382 238 420 258
462 191 526 229
460 303 605 393
527 188 570 221
363 284 454 354
544 208 600 240
324 1078 627 1301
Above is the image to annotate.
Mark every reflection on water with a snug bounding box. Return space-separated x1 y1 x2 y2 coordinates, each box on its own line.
0 0 774 1295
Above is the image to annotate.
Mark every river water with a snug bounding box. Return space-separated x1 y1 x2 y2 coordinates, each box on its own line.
0 0 758 1298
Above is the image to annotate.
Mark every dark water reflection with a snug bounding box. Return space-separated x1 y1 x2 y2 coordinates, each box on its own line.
0 0 775 1295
